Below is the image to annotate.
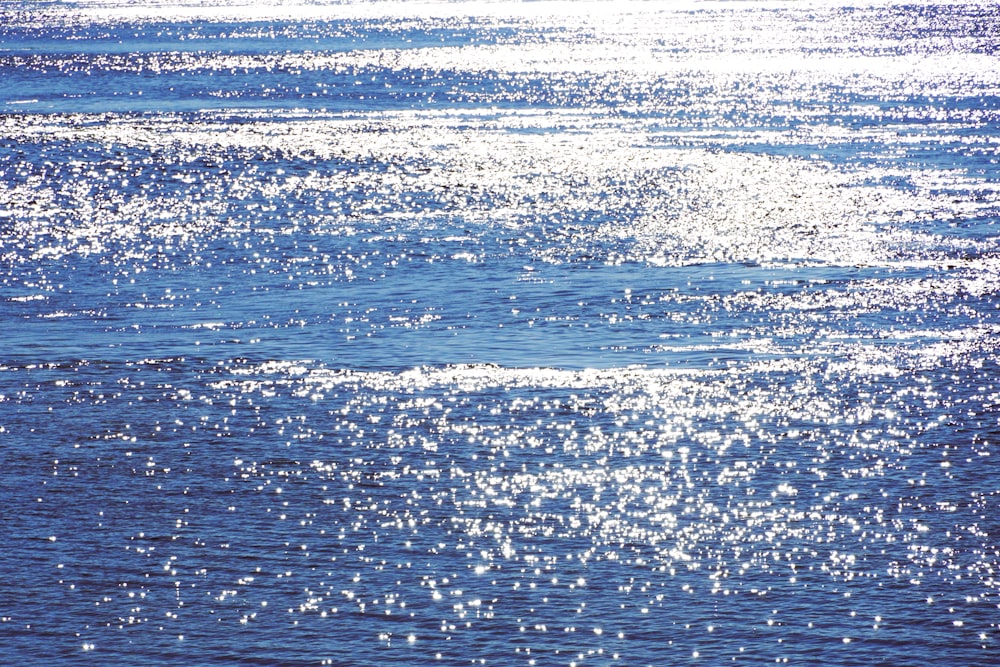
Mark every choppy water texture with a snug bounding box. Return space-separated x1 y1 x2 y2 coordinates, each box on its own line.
3 1 1000 665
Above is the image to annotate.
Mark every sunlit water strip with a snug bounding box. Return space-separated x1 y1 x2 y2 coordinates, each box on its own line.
2 1 1000 666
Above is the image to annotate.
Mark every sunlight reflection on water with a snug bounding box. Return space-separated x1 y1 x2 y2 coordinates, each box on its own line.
2 1 1000 665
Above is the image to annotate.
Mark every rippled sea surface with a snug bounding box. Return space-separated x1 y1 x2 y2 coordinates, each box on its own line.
3 1 1000 664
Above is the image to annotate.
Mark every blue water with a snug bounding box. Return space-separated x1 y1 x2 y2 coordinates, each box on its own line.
3 1 1000 665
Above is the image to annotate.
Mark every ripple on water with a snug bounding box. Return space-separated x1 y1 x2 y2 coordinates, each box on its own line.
0 352 997 664
2 110 996 271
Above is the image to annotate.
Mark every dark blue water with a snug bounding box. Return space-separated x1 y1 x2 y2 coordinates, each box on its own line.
3 1 1000 665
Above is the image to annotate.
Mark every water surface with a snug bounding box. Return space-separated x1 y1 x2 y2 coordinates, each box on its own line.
2 1 1000 665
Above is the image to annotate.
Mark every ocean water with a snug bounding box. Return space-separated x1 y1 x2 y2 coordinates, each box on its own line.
3 0 1000 664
